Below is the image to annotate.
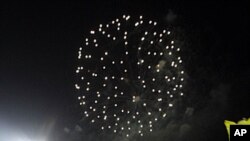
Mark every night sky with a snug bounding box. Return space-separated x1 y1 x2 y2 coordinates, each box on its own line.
1 1 249 141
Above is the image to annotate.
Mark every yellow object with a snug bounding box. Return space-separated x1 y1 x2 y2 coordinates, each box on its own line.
224 118 250 140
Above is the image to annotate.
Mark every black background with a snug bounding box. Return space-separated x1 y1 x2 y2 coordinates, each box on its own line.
1 0 249 141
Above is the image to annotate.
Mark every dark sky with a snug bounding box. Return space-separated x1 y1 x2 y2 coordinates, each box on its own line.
0 1 249 141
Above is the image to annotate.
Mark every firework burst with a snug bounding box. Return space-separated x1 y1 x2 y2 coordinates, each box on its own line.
75 15 185 138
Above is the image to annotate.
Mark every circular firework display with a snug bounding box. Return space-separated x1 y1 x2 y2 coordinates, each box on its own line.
75 15 185 137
